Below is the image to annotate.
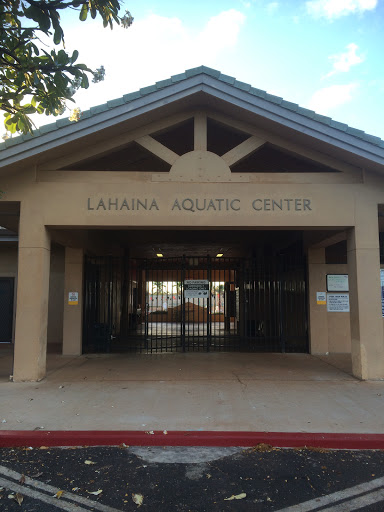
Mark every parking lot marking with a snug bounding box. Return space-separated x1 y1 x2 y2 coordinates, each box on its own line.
0 476 92 512
322 487 384 511
275 475 384 512
0 464 122 512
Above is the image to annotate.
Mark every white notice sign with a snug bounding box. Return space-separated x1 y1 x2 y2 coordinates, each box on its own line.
68 292 79 305
316 292 326 305
327 294 350 312
327 274 349 292
184 280 209 299
381 269 384 318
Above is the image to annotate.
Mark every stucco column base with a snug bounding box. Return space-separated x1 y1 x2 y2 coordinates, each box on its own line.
63 247 84 356
13 246 51 382
308 247 328 354
348 229 384 380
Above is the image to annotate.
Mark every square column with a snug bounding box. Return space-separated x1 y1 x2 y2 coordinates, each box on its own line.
307 247 329 354
62 247 84 355
347 204 384 380
13 209 51 382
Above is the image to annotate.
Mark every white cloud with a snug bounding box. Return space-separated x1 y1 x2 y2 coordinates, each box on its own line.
266 2 279 14
306 0 377 20
307 83 358 113
63 9 246 111
196 10 246 55
325 43 364 77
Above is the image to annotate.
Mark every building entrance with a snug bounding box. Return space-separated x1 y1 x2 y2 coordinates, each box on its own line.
0 278 14 343
83 240 308 354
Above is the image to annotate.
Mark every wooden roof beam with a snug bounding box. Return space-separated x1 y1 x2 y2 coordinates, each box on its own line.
194 112 207 151
135 135 179 165
222 135 265 167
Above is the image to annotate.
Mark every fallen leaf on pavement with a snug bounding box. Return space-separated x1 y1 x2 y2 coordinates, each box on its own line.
19 474 25 485
30 471 43 478
253 443 274 452
224 493 246 501
14 493 24 505
84 460 96 465
303 446 330 453
132 493 144 506
87 489 103 495
54 490 64 499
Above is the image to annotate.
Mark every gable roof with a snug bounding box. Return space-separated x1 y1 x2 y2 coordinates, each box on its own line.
1 65 384 170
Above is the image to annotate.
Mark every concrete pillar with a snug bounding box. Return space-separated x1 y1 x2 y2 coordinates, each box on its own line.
347 203 384 380
308 247 329 354
13 208 51 382
63 247 84 355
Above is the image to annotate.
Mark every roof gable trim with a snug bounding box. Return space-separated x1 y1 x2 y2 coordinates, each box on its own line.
1 67 383 169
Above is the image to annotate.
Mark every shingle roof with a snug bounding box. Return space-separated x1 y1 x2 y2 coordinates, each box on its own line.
1 65 384 151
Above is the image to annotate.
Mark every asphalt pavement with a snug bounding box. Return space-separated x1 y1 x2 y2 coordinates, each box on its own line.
0 445 384 511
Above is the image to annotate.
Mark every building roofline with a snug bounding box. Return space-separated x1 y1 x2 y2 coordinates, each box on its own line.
1 66 383 168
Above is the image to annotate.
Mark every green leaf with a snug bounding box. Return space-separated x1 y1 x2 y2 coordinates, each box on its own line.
57 50 69 66
17 117 26 132
22 105 36 115
75 63 88 71
53 28 61 45
7 123 17 134
81 74 89 89
79 4 88 21
23 6 51 32
71 50 79 63
33 72 41 87
31 43 40 56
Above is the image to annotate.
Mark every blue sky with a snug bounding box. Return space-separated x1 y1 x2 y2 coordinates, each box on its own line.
49 0 384 138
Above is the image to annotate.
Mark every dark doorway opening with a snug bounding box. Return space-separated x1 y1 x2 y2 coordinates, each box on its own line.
83 239 308 353
0 278 14 343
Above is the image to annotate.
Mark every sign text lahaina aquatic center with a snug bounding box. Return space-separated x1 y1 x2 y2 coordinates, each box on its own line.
87 197 312 212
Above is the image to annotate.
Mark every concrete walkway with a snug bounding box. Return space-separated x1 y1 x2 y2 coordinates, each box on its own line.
0 351 384 434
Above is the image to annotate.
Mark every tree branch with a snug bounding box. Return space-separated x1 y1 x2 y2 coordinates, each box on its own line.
0 48 21 63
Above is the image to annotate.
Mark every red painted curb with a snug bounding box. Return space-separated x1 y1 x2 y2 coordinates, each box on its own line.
0 431 384 449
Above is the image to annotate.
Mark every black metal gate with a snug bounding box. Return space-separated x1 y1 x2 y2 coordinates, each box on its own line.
83 243 307 353
0 277 14 343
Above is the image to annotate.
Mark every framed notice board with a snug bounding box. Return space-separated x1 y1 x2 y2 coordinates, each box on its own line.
326 274 349 292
